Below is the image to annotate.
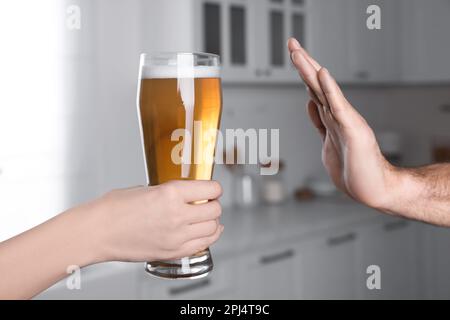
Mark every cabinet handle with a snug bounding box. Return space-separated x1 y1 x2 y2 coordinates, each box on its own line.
383 220 409 232
327 232 356 247
355 70 370 80
255 69 263 77
169 279 211 296
264 69 272 77
260 249 295 265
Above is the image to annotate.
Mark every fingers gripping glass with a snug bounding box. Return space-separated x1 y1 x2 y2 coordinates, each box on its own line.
137 53 222 279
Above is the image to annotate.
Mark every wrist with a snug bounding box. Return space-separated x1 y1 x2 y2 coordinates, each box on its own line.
63 200 111 266
379 166 421 216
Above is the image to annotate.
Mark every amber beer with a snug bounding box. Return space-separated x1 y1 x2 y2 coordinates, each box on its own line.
137 53 222 279
139 78 222 183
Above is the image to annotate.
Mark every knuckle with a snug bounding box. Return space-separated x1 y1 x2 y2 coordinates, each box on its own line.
212 181 223 196
206 221 218 235
160 182 180 200
210 200 222 217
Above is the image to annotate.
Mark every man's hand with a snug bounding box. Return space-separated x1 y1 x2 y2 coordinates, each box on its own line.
287 38 450 225
287 38 397 211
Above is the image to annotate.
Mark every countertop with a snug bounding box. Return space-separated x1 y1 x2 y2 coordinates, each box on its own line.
211 197 386 258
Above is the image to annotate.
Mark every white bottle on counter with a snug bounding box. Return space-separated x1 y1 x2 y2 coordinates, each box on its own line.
261 161 286 205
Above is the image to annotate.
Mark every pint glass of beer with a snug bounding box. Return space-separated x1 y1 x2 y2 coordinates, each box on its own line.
137 53 222 279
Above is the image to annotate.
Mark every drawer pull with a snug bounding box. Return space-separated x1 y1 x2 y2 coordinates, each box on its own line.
260 249 295 265
327 232 356 247
169 279 211 296
255 69 263 77
355 70 370 80
383 220 409 232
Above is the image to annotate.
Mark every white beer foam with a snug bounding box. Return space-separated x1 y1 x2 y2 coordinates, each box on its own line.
142 65 220 79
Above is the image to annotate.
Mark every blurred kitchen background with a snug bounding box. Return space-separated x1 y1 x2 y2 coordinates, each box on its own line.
1 0 450 299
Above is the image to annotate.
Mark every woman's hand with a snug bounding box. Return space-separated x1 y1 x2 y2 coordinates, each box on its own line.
0 180 224 299
90 180 224 263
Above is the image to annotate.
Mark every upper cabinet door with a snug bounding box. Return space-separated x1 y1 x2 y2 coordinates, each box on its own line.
345 0 401 83
197 0 257 82
197 0 309 83
307 0 352 82
400 0 450 83
309 0 402 84
256 0 309 82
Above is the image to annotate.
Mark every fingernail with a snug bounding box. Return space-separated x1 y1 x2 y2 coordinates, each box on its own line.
287 37 301 49
220 225 225 232
292 38 301 48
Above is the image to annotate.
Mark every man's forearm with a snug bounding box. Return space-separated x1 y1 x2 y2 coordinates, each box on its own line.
386 164 450 226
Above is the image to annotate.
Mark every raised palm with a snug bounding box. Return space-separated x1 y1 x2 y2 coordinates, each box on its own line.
288 38 395 209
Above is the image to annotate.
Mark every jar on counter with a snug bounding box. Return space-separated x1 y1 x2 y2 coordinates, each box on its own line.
226 163 260 209
260 160 287 205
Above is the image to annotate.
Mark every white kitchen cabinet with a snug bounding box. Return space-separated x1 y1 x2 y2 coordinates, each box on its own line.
195 0 309 83
195 0 258 82
236 243 299 299
298 228 359 299
345 0 401 83
307 0 352 82
428 226 450 299
357 218 419 299
399 0 450 83
254 0 308 82
148 0 450 84
309 0 400 83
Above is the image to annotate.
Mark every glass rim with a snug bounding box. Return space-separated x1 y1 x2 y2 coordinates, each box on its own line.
140 52 220 60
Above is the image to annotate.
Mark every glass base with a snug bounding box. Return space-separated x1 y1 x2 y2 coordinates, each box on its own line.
145 248 213 279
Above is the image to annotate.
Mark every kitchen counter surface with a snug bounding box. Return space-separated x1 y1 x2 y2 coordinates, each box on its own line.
211 197 388 258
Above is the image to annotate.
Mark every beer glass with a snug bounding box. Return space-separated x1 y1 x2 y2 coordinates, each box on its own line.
137 53 222 279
